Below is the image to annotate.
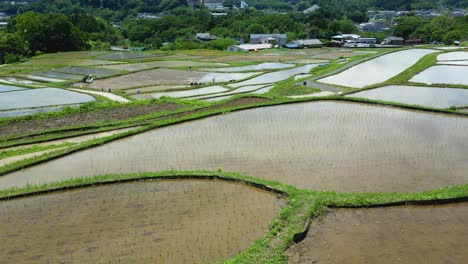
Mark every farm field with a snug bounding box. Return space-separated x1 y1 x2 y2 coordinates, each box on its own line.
0 46 467 263
410 65 468 86
2 101 467 192
346 85 468 108
286 203 468 264
0 180 283 263
318 49 437 88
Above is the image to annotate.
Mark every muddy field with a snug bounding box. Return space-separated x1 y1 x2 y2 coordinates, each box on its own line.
286 203 468 264
100 61 228 72
0 102 181 138
78 68 208 90
0 180 283 263
2 101 467 192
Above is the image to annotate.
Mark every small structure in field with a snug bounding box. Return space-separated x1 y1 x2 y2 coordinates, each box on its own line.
383 36 404 45
196 33 219 42
227 44 272 52
405 39 423 45
292 39 323 48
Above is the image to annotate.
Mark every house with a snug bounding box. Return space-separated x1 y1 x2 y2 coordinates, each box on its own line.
383 36 404 45
202 0 227 10
357 38 377 44
405 39 422 45
332 34 360 43
227 44 272 52
0 22 7 29
196 33 219 42
358 21 389 33
292 39 323 48
250 34 287 46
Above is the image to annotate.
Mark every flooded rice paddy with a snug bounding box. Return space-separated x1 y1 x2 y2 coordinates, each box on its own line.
33 70 83 80
100 61 228 72
2 102 467 193
191 85 268 100
437 51 468 61
96 52 157 60
410 65 468 86
197 72 259 83
54 66 120 77
0 77 39 86
347 85 468 108
145 86 228 99
0 88 95 111
437 60 468 66
319 49 437 88
0 105 80 118
0 180 283 263
0 84 24 93
229 64 319 88
201 62 295 72
286 203 468 264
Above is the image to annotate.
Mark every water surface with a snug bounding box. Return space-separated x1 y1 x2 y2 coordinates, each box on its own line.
229 65 319 87
347 85 468 108
0 84 25 93
201 62 295 72
0 88 95 110
437 51 468 61
286 203 468 264
3 102 467 193
318 49 437 88
410 65 468 86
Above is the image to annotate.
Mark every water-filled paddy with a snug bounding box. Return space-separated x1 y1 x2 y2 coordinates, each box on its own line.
409 65 468 86
437 51 468 61
54 66 119 77
96 52 157 60
347 85 468 108
145 86 228 99
286 203 468 264
0 77 39 85
197 72 259 83
0 88 95 110
100 61 228 72
191 85 267 100
33 70 83 80
0 84 24 93
3 102 467 192
437 61 468 66
318 49 437 88
0 105 79 118
0 180 283 263
201 62 295 72
229 64 319 88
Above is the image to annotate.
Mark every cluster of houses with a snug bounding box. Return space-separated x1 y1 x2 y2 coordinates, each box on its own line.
187 0 248 11
194 31 427 52
368 9 467 20
0 12 9 29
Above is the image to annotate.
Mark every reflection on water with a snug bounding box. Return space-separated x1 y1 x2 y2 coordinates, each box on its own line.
347 85 468 108
319 49 437 88
410 65 468 85
3 102 467 193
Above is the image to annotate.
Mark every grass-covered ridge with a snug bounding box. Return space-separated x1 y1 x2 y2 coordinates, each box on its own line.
0 170 466 263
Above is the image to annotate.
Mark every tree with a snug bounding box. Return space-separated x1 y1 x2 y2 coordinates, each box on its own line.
393 16 424 39
443 30 463 45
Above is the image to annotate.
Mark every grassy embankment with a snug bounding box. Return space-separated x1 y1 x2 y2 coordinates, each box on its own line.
0 170 466 263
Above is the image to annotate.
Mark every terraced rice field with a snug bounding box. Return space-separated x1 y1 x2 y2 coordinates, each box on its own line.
141 86 228 99
229 64 319 88
20 59 123 66
286 203 468 264
96 52 158 60
0 77 39 86
318 49 437 88
346 85 468 108
54 67 120 77
437 60 468 65
201 62 295 72
79 69 257 90
437 51 468 61
0 180 283 263
2 102 467 192
0 88 95 111
100 61 229 72
410 65 468 86
0 84 24 93
32 70 83 81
